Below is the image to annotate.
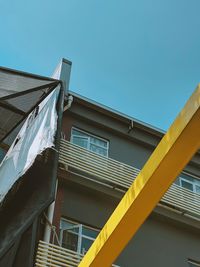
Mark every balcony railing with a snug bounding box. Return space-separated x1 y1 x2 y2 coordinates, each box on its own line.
59 139 200 218
35 240 120 267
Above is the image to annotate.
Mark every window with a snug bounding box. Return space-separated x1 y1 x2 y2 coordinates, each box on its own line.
188 259 200 267
0 148 6 163
60 218 99 254
179 176 200 194
71 128 109 157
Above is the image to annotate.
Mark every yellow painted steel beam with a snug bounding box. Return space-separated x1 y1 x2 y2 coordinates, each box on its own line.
78 85 200 267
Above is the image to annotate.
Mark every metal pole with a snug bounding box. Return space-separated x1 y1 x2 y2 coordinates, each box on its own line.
43 58 72 243
43 84 64 243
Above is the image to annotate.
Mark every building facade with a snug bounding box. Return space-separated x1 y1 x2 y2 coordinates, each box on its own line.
1 61 199 267
36 89 200 267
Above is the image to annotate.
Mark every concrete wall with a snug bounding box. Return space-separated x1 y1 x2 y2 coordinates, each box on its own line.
58 96 200 266
61 182 200 267
118 215 200 267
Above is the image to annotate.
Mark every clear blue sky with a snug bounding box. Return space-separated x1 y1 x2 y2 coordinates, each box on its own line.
0 0 200 131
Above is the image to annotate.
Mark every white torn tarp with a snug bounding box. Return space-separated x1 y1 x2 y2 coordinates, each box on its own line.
0 87 60 204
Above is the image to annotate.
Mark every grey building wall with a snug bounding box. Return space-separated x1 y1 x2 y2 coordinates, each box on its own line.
62 98 200 175
118 215 200 267
61 181 200 267
59 95 200 266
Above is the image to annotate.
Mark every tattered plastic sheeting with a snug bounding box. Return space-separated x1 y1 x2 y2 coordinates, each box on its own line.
0 87 60 204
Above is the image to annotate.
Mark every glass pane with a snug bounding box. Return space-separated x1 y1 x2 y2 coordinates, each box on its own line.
0 148 6 163
81 237 94 254
62 231 78 251
72 129 89 137
90 144 107 156
180 175 193 183
194 178 200 186
60 220 79 233
82 226 99 238
195 185 200 194
174 177 181 186
90 137 107 148
60 220 74 229
181 180 193 191
72 136 88 149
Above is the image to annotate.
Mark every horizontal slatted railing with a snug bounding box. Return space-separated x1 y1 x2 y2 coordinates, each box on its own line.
59 139 200 218
59 140 140 188
35 240 120 267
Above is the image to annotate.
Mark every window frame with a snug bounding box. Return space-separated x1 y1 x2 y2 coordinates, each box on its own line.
60 218 99 254
70 127 109 157
179 176 200 194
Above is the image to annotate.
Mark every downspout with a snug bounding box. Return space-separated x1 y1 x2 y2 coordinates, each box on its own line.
64 95 73 111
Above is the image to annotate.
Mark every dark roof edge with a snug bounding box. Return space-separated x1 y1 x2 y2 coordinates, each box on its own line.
69 90 165 136
0 66 60 82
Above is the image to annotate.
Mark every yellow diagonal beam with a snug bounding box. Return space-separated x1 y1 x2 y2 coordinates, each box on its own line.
78 85 200 267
